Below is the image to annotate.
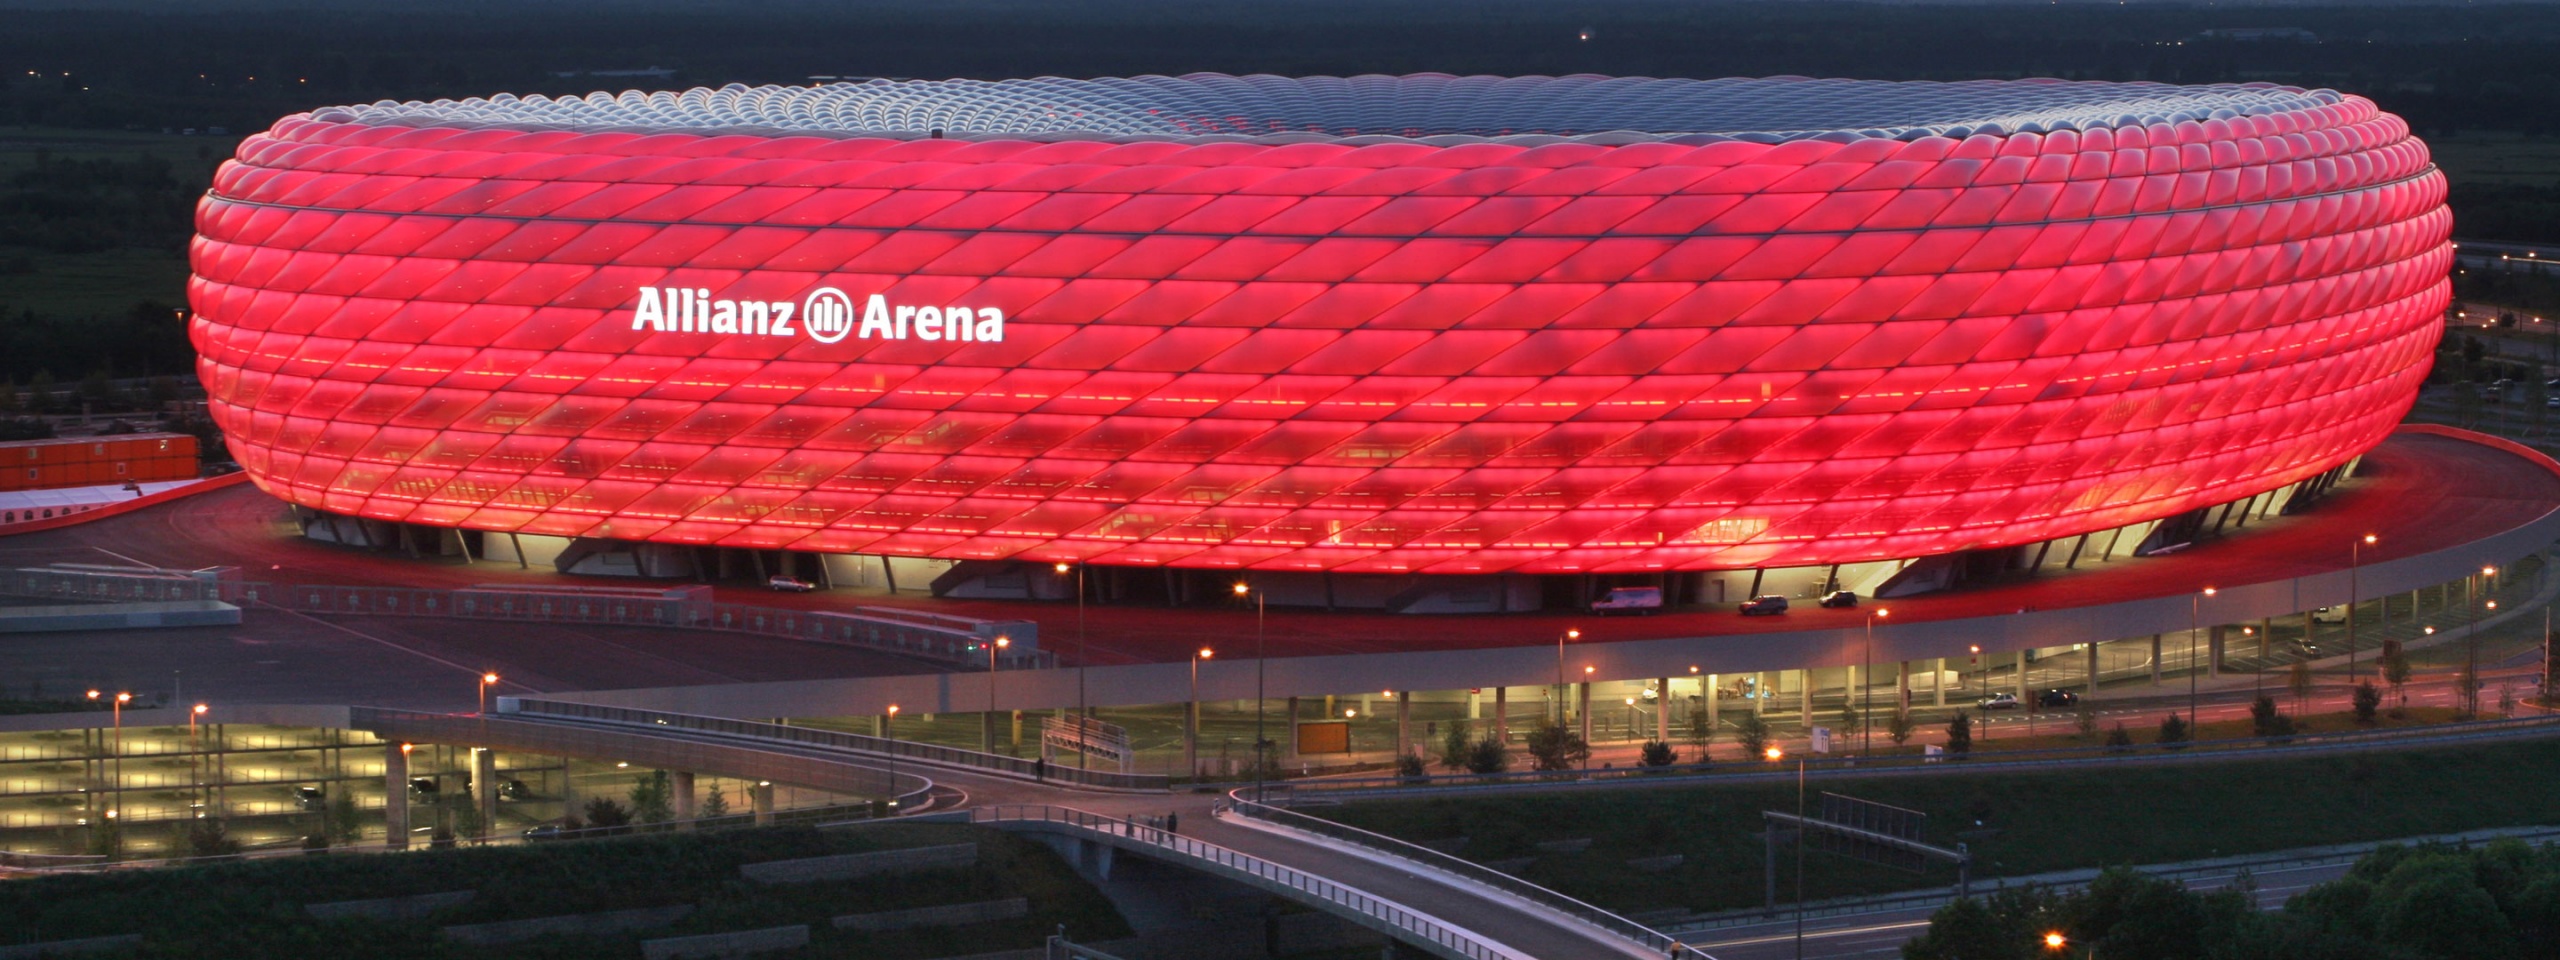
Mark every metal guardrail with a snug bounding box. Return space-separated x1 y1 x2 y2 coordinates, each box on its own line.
1265 710 2560 802
217 581 1053 669
1226 793 1717 960
974 804 1518 960
502 699 1167 792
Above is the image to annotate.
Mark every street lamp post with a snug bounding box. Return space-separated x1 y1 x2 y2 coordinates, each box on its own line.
478 672 499 716
2470 566 2498 717
2349 535 2377 681
1968 645 1984 741
1581 665 1596 770
1187 647 1213 778
188 703 208 819
1554 628 1580 724
2192 588 2215 730
1863 609 1889 756
984 635 1010 753
1055 563 1088 769
884 704 901 809
93 690 130 819
1235 582 1269 801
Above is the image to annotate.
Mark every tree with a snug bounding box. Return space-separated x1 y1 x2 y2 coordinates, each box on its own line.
1735 712 1773 760
2381 647 2414 715
629 770 672 825
2104 723 2135 752
2459 657 2482 719
450 796 483 841
2074 701 2098 739
1438 719 1474 771
582 797 633 834
326 790 363 845
701 780 729 819
2250 695 2297 739
85 815 121 860
1523 715 1590 772
183 818 241 858
1396 751 1427 779
1638 740 1677 767
1835 701 1862 739
1887 709 1916 746
1462 735 1508 775
1944 710 1972 755
2352 681 2382 724
1685 705 1716 750
2157 713 2192 749
2289 660 2317 714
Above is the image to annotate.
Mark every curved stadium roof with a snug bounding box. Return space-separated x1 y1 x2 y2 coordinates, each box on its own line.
311 73 2347 145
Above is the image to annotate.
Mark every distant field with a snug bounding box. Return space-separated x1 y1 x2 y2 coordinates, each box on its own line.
0 126 222 318
2431 132 2560 188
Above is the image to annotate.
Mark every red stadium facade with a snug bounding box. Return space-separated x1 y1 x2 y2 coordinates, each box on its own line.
189 76 2449 577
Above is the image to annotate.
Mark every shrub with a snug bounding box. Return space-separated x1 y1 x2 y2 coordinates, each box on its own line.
1438 720 1473 772
2104 723 2135 752
1887 709 1916 746
1638 740 1677 767
2157 713 2192 749
2074 702 2098 738
1463 736 1508 775
2353 681 2382 724
1944 710 1972 755
1524 716 1591 772
1396 751 1427 779
1735 712 1773 760
583 797 633 834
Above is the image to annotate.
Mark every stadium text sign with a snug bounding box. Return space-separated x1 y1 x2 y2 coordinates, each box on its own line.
630 286 1006 344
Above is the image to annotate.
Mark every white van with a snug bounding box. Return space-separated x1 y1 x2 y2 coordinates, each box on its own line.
1592 586 1664 615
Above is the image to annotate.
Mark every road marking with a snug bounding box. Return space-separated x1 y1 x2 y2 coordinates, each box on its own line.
256 604 525 688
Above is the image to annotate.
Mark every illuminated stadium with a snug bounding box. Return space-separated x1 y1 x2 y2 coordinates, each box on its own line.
187 73 2450 597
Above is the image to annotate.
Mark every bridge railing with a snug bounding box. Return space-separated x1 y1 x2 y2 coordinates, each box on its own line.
502 699 1167 793
1226 793 1718 960
974 804 1518 960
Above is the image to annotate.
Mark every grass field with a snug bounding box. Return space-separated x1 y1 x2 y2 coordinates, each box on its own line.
1321 736 2560 916
2430 132 2560 188
0 125 224 319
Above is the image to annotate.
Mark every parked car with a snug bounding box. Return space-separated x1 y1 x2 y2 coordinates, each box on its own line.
766 575 817 593
1590 585 1664 616
2310 606 2347 624
1817 590 1858 609
2036 689 2080 708
1976 692 2021 711
1739 595 1790 616
407 777 440 800
294 785 326 811
522 824 566 842
497 778 532 802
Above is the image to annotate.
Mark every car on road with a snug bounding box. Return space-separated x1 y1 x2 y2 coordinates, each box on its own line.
497 778 532 801
766 575 817 592
1591 585 1663 616
1739 595 1790 616
1976 692 2021 710
294 785 326 811
1817 590 1858 608
523 824 566 842
2036 689 2080 708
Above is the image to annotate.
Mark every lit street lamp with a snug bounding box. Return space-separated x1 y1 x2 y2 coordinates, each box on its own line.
1187 647 1213 777
188 703 209 819
983 635 1010 753
88 690 131 820
1554 628 1580 723
1235 582 1269 801
884 704 900 809
2192 587 2215 731
1863 608 1889 756
478 672 499 715
2349 534 2377 681
1968 645 1984 741
1055 562 1088 768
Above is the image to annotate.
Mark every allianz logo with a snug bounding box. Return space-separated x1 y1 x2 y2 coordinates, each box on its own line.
629 286 1006 344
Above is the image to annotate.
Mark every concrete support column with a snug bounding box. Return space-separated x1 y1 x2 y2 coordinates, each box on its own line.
2259 619 2273 658
1286 696 1300 759
1494 687 1508 745
2302 611 2316 652
1933 659 1947 707
558 755 577 830
1754 672 1769 715
1182 698 1198 778
672 771 696 827
1896 662 1912 714
2015 652 2029 700
1467 689 1481 720
751 782 774 826
2150 634 2164 685
1655 677 1671 744
1395 691 1411 760
1578 682 1592 746
383 743 410 850
2085 642 2100 693
1705 674 1721 724
472 748 496 840
2209 625 2227 678
1796 670 1811 728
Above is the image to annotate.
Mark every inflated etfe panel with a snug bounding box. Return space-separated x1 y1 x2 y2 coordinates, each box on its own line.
189 75 2449 574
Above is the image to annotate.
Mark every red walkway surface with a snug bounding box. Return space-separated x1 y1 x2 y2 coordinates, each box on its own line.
4 427 2553 669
